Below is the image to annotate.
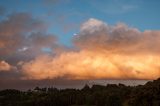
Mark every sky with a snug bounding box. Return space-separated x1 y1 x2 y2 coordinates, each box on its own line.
0 0 160 89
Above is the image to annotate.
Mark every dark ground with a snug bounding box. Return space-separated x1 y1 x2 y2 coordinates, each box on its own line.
0 78 160 106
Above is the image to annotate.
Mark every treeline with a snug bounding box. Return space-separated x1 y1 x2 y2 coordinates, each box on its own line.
0 78 160 106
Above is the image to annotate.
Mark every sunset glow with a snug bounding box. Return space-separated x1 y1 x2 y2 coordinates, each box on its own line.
21 18 160 80
22 50 160 80
0 0 160 89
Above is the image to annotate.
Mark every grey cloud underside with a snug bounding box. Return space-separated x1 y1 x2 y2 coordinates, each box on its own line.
0 13 58 64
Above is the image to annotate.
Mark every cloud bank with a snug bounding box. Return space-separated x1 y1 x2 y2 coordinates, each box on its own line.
21 18 160 80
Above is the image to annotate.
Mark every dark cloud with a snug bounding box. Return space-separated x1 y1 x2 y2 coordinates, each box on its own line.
0 13 47 56
28 32 57 49
0 12 58 63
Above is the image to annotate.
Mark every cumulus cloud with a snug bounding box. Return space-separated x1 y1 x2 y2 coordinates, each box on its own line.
0 60 12 71
0 13 47 56
0 12 58 66
74 18 160 54
21 18 160 80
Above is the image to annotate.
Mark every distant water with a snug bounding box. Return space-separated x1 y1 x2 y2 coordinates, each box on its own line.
0 79 150 90
51 79 150 89
87 79 150 86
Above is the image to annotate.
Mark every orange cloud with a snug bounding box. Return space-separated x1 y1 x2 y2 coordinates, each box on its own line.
21 18 160 80
22 50 160 80
0 60 12 71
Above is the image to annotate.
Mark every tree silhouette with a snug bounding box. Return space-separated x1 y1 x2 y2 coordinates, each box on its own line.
0 78 160 106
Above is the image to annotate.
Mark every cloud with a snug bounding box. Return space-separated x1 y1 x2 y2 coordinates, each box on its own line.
74 18 160 54
0 16 159 81
19 32 58 58
0 60 12 71
22 50 160 80
21 18 160 80
0 13 47 56
28 32 57 49
0 12 58 66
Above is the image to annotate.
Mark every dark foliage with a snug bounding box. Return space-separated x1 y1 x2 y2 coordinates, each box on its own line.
0 78 160 106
